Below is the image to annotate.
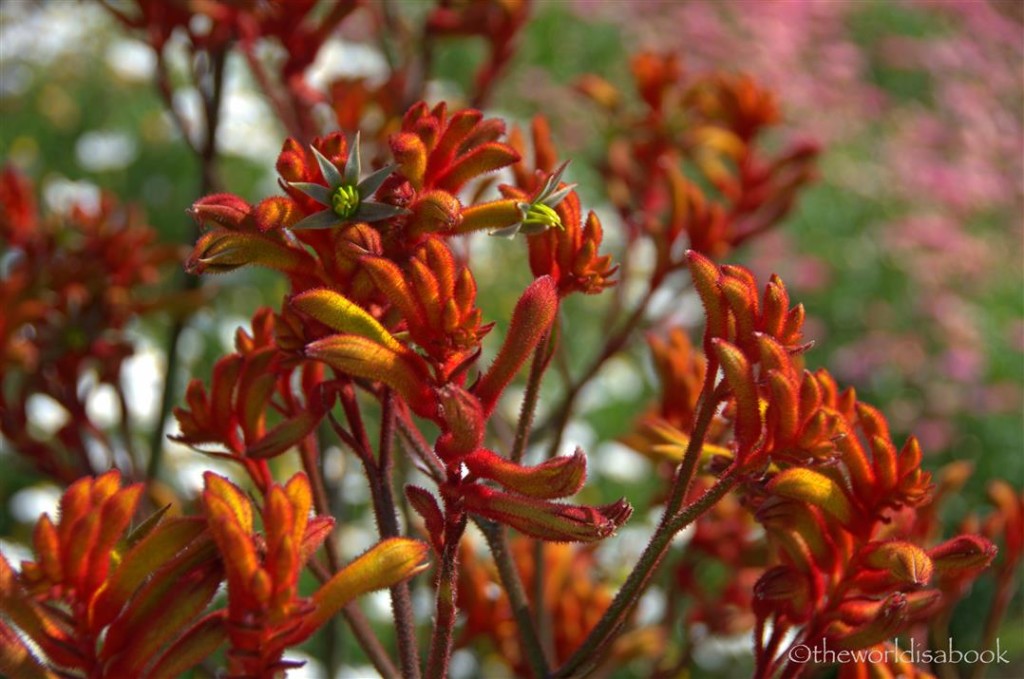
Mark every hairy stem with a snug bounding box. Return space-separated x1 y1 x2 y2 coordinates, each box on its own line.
375 391 422 679
511 330 552 463
553 385 731 678
532 539 555 664
553 471 739 678
478 519 551 679
299 435 342 571
395 404 446 481
662 375 723 519
426 507 467 679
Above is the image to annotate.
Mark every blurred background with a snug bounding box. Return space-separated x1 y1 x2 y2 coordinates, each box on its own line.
1 1 1021 677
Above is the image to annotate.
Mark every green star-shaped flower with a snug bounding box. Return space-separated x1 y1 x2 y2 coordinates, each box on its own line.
288 132 409 230
490 161 576 238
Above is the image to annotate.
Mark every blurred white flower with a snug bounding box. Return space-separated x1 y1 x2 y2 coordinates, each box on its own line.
76 130 138 171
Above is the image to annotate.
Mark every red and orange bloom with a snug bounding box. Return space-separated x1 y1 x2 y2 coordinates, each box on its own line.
625 253 996 678
200 471 429 676
502 118 618 295
172 308 332 491
360 238 492 375
0 168 181 482
0 470 224 677
578 51 818 274
5 3 1013 678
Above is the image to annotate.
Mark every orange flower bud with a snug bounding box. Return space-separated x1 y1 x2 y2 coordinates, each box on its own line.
292 288 402 351
457 198 524 234
713 338 762 457
305 334 437 418
436 142 521 193
754 565 815 622
406 189 463 235
390 131 428 188
190 193 251 230
392 102 518 193
307 538 430 631
575 73 621 110
251 196 302 232
826 593 908 651
686 250 727 347
476 276 558 414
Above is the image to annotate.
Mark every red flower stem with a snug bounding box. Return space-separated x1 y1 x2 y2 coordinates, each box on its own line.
511 329 553 464
552 387 734 678
528 289 656 660
532 539 555 663
336 384 423 677
477 518 552 679
308 560 401 679
395 403 446 481
339 383 374 463
426 505 467 679
146 45 226 484
662 374 724 519
374 391 423 679
299 435 341 570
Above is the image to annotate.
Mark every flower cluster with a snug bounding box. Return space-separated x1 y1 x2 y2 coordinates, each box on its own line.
0 470 427 678
177 101 630 675
623 252 998 677
0 470 219 677
0 168 180 482
184 103 629 547
3 3 1012 677
201 472 428 676
578 51 819 278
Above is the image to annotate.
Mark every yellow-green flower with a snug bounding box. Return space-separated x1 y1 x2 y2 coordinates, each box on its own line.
289 132 409 230
490 161 575 238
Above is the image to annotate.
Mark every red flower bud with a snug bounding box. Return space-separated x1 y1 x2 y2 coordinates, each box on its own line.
476 276 558 415
929 535 997 575
436 385 486 458
463 447 587 499
460 484 631 543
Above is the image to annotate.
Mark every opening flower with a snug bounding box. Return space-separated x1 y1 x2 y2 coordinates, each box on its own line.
490 161 576 238
288 132 409 230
